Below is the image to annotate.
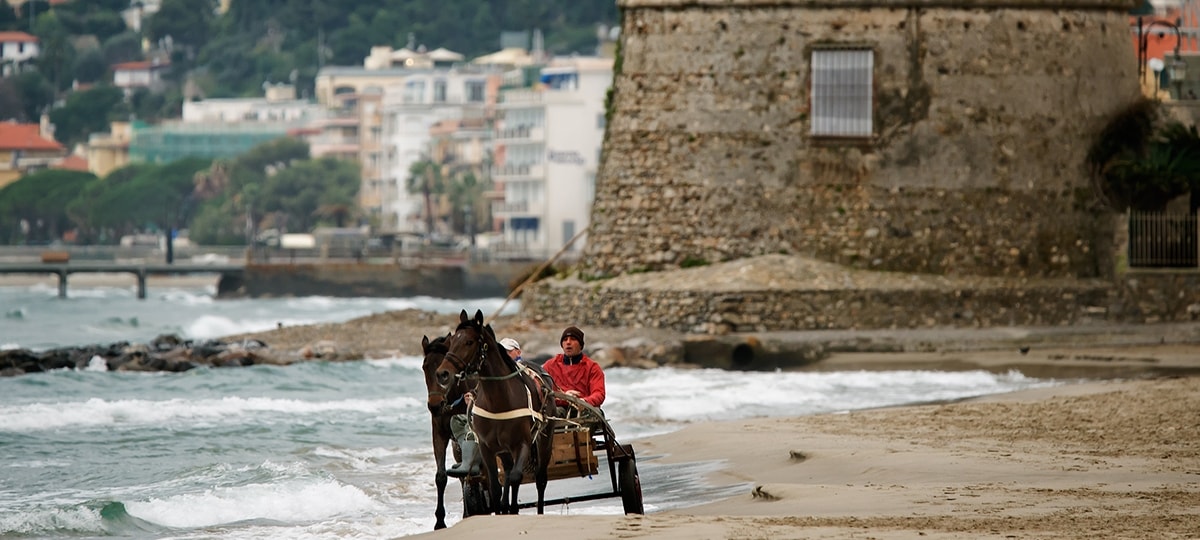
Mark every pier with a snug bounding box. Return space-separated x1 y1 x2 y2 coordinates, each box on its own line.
0 262 245 299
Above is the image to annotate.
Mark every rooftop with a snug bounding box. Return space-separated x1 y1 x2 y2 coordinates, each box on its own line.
0 122 62 151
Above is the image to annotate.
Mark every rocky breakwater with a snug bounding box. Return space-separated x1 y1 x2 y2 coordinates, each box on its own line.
0 333 350 377
0 309 692 378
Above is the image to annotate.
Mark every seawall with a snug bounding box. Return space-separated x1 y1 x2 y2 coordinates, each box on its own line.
219 262 533 299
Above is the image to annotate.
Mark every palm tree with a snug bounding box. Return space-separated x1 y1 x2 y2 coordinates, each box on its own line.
1101 122 1200 211
407 157 445 236
1089 100 1200 211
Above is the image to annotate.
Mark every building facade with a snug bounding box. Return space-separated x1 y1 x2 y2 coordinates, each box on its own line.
112 59 171 95
0 30 37 76
129 121 290 163
493 57 613 258
85 121 132 178
181 85 325 123
376 68 502 233
0 119 66 188
582 0 1142 280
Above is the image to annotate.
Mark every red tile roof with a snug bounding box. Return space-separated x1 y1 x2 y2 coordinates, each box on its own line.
0 31 38 43
54 154 89 172
0 122 63 151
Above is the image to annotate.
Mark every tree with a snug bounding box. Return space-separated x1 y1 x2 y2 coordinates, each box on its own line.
407 158 446 236
48 85 124 148
66 163 158 243
17 1 51 33
0 169 96 244
0 79 23 121
261 157 360 231
80 11 128 42
1089 100 1200 212
447 171 490 240
1102 123 1200 211
71 47 108 85
11 71 53 122
31 11 76 91
145 0 216 53
188 138 312 245
85 158 211 238
0 2 18 31
102 31 143 65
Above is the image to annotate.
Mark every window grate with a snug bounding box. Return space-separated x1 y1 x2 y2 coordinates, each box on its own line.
811 49 874 138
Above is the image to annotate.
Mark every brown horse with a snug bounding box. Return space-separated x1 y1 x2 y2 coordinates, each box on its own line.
421 333 472 529
436 309 555 515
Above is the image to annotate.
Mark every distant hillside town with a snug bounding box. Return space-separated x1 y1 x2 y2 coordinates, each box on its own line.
0 0 617 261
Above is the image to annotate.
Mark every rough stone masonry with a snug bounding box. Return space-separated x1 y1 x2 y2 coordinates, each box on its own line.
586 0 1140 280
523 0 1200 332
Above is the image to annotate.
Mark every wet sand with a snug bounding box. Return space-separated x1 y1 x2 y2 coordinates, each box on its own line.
408 344 1200 540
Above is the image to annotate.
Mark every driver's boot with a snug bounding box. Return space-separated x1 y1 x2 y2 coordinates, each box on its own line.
447 439 481 478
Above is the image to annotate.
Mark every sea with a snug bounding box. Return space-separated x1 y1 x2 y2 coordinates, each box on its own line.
0 279 1064 539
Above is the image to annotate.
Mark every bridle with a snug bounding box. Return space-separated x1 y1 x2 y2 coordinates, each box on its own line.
443 323 522 382
424 338 468 414
443 322 547 428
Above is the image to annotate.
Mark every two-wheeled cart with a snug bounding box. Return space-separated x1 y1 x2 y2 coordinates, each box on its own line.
461 392 644 516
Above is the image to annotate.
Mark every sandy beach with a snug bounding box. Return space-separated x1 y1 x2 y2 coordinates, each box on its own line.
409 345 1200 540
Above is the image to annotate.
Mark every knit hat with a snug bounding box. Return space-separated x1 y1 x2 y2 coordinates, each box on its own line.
560 326 585 347
499 337 521 351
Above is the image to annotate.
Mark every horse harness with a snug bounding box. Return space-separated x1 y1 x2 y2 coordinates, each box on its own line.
447 332 552 436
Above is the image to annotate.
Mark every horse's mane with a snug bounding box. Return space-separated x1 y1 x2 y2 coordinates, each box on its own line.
425 334 449 353
482 324 521 373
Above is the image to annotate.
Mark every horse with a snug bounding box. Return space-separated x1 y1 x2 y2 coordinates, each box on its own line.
436 309 555 515
420 333 471 529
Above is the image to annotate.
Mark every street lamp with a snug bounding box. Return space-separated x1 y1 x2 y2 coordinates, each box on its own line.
1169 53 1188 98
1137 17 1186 98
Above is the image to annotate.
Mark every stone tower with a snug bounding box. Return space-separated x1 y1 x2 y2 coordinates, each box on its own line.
582 0 1141 280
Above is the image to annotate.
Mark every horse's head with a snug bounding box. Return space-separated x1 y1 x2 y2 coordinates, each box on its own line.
421 333 456 415
436 309 488 388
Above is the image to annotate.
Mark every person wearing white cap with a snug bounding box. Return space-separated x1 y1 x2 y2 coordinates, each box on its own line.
499 337 522 363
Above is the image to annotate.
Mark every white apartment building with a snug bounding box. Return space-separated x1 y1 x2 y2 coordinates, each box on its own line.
493 57 613 258
182 84 325 123
378 68 500 234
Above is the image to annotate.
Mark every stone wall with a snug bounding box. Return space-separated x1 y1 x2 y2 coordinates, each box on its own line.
522 267 1200 334
583 0 1140 280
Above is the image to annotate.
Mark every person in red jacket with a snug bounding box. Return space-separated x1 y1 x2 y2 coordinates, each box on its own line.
543 326 605 413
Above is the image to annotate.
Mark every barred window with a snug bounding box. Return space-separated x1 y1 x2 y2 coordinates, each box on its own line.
810 48 874 138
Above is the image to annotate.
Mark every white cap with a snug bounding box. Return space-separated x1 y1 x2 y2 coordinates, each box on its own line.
499 338 521 351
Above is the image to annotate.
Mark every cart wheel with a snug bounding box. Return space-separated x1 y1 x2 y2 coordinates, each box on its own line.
462 478 490 517
618 446 644 515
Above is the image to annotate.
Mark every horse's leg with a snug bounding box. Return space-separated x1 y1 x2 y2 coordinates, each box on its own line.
432 417 449 529
535 435 550 515
497 454 518 514
482 446 504 515
506 446 536 515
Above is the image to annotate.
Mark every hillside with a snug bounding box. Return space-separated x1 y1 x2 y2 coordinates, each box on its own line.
1 0 619 130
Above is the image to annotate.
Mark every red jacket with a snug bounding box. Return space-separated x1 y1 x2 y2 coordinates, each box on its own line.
543 353 605 407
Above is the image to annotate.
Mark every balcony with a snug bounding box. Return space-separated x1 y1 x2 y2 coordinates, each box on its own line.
495 125 544 141
499 88 543 104
493 200 529 214
491 163 544 179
